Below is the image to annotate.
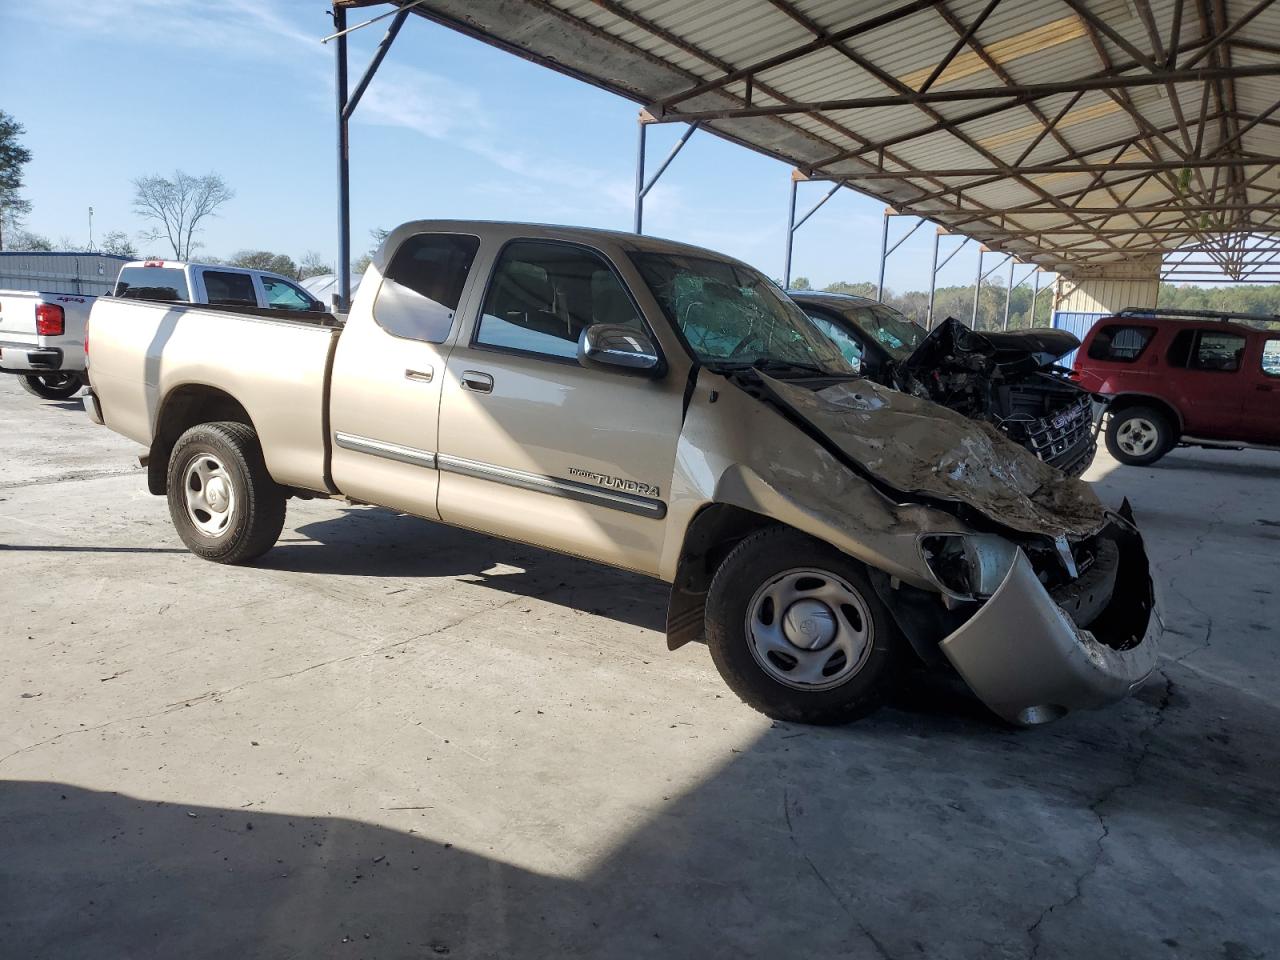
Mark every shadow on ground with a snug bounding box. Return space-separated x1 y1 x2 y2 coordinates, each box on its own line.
259 508 671 633
3 662 1278 960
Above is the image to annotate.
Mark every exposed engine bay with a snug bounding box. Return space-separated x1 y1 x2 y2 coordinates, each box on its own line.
892 319 1098 476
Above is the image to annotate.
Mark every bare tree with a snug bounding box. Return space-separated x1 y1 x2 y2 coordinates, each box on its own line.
132 171 233 261
298 250 331 279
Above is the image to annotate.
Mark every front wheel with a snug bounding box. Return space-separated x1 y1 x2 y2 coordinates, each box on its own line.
166 421 286 564
20 372 83 400
705 526 903 725
1106 406 1174 466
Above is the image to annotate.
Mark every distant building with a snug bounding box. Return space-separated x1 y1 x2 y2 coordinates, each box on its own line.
0 251 133 296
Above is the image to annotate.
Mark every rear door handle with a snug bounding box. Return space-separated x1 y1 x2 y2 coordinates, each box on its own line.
405 367 434 383
461 370 494 394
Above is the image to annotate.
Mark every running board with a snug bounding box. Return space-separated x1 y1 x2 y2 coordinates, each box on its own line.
1179 436 1280 453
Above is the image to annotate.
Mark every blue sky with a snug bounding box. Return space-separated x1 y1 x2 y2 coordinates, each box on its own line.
7 0 1009 290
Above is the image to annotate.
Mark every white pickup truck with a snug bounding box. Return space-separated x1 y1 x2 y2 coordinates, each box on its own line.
1 260 323 400
85 220 1159 727
0 290 95 399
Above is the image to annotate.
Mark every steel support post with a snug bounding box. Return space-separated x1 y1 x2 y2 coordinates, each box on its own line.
1003 256 1015 330
971 247 984 326
876 209 891 302
927 229 941 328
1031 270 1042 324
334 3 350 313
632 116 647 235
635 119 698 236
783 177 799 289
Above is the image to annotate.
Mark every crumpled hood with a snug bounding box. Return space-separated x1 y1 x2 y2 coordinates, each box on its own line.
902 317 1080 378
757 373 1108 540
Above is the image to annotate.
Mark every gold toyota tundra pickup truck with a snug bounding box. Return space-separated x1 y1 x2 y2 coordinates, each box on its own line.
84 221 1159 727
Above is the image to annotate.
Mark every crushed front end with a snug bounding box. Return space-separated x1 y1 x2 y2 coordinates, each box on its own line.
893 318 1098 476
928 507 1159 725
747 374 1160 725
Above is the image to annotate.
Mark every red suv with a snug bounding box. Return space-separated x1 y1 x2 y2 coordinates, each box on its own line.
1072 309 1280 465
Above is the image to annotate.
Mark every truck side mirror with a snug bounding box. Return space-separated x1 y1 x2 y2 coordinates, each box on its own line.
578 324 664 377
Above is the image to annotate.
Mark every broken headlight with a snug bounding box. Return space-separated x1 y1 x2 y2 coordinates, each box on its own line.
919 534 1020 600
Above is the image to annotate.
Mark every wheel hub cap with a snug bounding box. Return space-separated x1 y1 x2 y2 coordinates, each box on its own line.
744 568 875 691
183 454 236 537
205 477 230 512
1118 417 1157 455
782 599 837 650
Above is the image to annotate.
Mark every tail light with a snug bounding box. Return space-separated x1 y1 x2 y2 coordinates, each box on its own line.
36 303 65 336
84 314 91 358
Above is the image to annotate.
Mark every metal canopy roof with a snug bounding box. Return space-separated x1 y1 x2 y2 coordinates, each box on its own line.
338 0 1280 280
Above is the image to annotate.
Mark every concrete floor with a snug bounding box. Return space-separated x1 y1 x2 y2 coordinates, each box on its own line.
0 374 1277 960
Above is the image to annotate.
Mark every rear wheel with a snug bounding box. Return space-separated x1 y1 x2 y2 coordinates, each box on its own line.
19 373 82 400
705 526 903 725
166 421 286 564
1106 405 1174 466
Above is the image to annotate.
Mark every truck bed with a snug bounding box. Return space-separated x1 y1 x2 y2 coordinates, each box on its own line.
88 297 342 492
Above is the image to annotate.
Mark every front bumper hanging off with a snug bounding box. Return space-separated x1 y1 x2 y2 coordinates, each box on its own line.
939 516 1160 726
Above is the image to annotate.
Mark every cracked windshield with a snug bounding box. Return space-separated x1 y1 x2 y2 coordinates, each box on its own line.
631 252 854 375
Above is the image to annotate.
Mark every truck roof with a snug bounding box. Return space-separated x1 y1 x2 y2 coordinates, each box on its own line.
375 220 761 274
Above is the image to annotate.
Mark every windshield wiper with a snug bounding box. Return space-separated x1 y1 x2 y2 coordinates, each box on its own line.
750 358 845 377
704 358 847 378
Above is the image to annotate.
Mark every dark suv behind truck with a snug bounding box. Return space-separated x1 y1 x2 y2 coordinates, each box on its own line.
1072 308 1280 465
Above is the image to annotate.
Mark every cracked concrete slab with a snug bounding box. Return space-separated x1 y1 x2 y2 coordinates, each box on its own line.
1 377 1278 959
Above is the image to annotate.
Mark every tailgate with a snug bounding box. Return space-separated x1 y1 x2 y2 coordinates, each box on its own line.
0 293 39 348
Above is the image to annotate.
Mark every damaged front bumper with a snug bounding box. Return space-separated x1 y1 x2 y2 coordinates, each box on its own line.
938 518 1160 726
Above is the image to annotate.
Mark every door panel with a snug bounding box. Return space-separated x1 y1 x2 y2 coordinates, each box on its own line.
1164 328 1248 439
328 232 482 520
1240 336 1280 444
436 239 683 575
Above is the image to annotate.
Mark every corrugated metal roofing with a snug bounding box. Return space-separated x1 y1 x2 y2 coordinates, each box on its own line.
341 0 1280 278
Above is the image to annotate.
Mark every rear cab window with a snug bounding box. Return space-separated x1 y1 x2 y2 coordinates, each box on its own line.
202 270 258 307
1086 324 1156 363
115 266 190 302
374 233 481 343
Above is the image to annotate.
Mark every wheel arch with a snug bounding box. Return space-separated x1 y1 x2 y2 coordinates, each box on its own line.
1105 392 1183 433
148 383 258 495
666 502 777 651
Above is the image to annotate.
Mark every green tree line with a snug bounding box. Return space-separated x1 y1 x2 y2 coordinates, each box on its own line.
791 276 1280 330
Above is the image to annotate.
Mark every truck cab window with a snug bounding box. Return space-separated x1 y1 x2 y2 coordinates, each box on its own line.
374 233 481 343
203 271 257 306
806 312 864 372
262 277 317 312
475 240 647 360
115 266 190 302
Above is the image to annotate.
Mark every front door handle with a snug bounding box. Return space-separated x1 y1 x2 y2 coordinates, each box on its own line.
405 367 434 383
461 370 494 394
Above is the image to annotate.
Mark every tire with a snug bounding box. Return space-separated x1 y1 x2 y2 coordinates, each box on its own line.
19 372 82 400
1105 405 1174 466
705 526 904 725
166 421 286 564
